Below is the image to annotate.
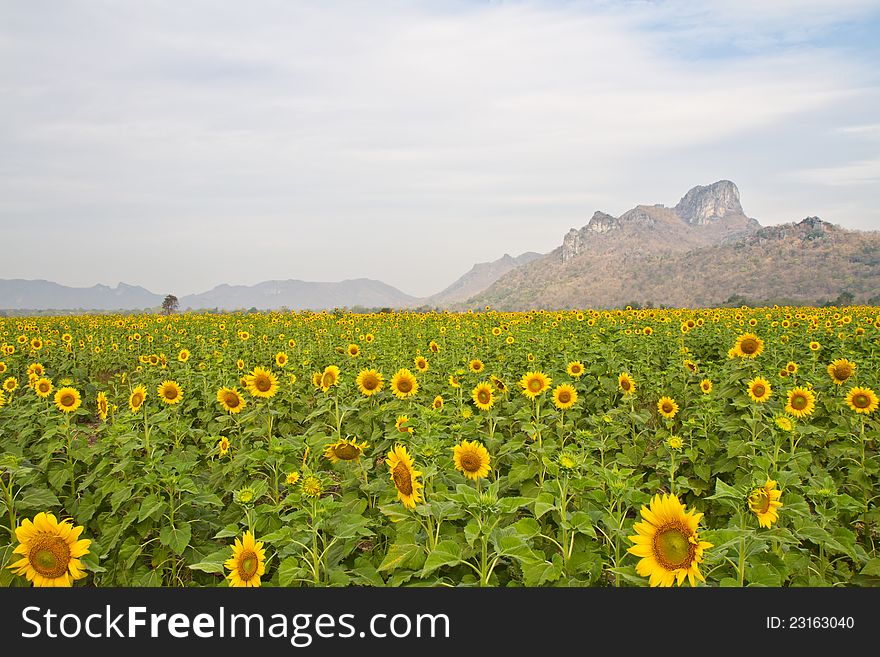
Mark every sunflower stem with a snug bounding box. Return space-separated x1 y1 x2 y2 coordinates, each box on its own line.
1 472 16 540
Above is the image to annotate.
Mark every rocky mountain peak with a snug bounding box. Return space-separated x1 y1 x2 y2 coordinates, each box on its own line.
674 180 744 225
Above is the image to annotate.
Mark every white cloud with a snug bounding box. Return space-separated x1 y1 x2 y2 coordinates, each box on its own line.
1 0 879 296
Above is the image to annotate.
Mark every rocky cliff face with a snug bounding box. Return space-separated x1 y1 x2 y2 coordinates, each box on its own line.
674 180 744 225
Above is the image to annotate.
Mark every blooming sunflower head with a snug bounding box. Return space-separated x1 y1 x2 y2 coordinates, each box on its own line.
157 380 183 405
734 333 764 359
747 377 772 403
390 369 418 400
785 386 816 418
128 385 147 413
320 365 340 392
827 358 856 385
385 444 423 509
323 437 369 464
657 396 679 419
748 479 783 529
566 361 585 378
8 512 91 587
301 475 324 498
618 373 636 396
552 384 578 410
247 366 279 398
224 531 266 587
218 436 231 457
356 369 383 396
471 382 494 411
414 356 429 372
34 377 53 399
432 395 443 410
845 386 879 415
395 415 413 434
627 493 712 587
217 387 246 414
54 387 82 414
519 371 551 400
699 379 712 394
286 471 300 486
468 359 485 374
452 439 491 481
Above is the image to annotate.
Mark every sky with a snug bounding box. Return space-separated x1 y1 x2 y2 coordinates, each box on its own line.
2 0 879 299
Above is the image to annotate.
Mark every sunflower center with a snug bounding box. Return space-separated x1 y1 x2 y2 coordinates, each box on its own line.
460 452 482 473
60 393 75 407
621 379 631 391
753 384 765 397
237 549 259 580
791 394 807 410
528 379 542 392
558 391 571 404
39 383 50 393
334 444 361 460
164 388 178 400
132 394 143 407
572 366 582 374
392 462 413 496
661 402 673 413
397 379 412 393
477 390 490 404
224 392 241 408
740 338 758 354
749 490 771 515
653 525 693 569
363 376 378 390
853 394 869 409
256 376 271 392
834 365 852 379
28 535 71 579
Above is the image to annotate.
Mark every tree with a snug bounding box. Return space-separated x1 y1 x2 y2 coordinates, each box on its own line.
162 294 179 315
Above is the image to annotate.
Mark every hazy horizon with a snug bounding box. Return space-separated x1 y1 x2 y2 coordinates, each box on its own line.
2 0 880 298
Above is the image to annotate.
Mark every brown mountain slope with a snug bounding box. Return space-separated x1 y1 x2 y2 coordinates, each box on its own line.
463 215 880 310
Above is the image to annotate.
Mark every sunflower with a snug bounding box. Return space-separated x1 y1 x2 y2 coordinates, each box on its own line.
323 437 369 463
845 386 879 415
224 531 266 587
657 396 679 419
320 365 340 392
247 366 279 398
468 359 485 374
3 377 18 392
490 375 507 393
785 387 816 418
96 391 109 421
699 379 712 394
275 351 288 367
827 358 856 385
113 383 138 415
0 362 6 375
627 493 712 587
157 380 183 405
748 480 783 529
809 341 821 351
27 363 45 377
311 371 323 389
347 344 360 358
390 369 418 399
301 476 323 498
519 371 551 400
618 373 636 396
566 361 585 378
286 471 300 486
683 359 699 374
236 359 245 371
553 384 578 410
177 349 190 363
472 382 495 411
7 512 91 587
0 390 7 407
747 377 772 403
774 415 794 431
452 439 491 481
734 333 764 359
414 355 429 372
428 340 440 353
448 374 461 389
355 369 383 397
217 387 246 414
34 377 53 398
395 415 413 434
218 436 231 457
386 444 424 509
432 395 443 410
786 361 798 373
54 387 81 414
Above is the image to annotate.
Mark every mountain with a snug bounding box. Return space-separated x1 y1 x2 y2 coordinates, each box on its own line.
0 280 163 311
425 252 544 306
463 182 880 309
179 278 419 311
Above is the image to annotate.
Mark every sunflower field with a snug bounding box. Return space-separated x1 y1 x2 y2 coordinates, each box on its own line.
1 306 879 588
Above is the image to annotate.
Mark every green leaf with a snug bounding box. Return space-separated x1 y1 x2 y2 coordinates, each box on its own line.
377 543 423 573
17 487 60 512
137 494 166 522
705 478 741 501
568 511 596 537
497 496 531 514
522 558 563 586
277 556 305 586
533 492 556 519
860 558 880 577
189 561 226 574
160 522 192 555
514 518 541 540
421 540 463 575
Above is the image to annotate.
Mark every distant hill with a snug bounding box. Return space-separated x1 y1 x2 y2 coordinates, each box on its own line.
0 280 163 311
462 181 880 309
425 252 543 306
179 278 419 311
